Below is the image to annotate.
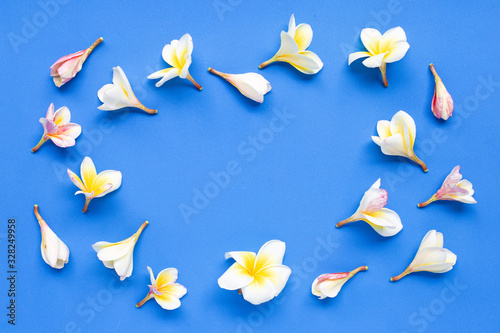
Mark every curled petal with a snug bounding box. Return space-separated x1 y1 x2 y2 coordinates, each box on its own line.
156 268 179 287
362 208 402 237
92 170 122 197
348 51 371 65
294 23 313 51
254 240 286 272
383 41 410 63
360 28 382 54
362 52 388 68
224 251 256 270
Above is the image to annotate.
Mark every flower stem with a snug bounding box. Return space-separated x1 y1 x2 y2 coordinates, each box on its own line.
410 155 428 172
34 204 43 222
336 217 356 228
208 67 227 78
82 197 92 213
136 293 152 308
87 37 104 54
31 136 49 153
429 63 438 77
379 62 388 87
135 221 149 237
259 58 275 69
390 269 411 282
349 265 368 278
186 72 202 90
136 104 158 114
417 196 437 208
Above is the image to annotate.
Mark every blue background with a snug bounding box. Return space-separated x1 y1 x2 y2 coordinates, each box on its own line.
1 0 499 332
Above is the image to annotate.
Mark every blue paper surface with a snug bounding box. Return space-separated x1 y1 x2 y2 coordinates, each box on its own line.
1 0 499 332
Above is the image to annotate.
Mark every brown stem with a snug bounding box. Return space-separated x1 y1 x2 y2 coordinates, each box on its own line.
136 104 157 114
390 269 411 282
379 62 388 87
31 136 49 153
87 37 104 54
417 196 437 208
136 293 152 308
410 155 428 172
34 204 43 222
135 221 149 237
429 63 438 77
259 57 275 69
208 67 226 78
349 265 368 278
186 72 202 90
336 217 356 228
82 197 92 213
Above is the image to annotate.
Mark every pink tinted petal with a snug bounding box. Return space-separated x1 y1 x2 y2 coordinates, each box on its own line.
436 166 465 198
365 189 388 212
53 106 71 125
50 50 86 74
50 135 75 148
44 119 58 135
45 103 55 120
317 272 349 282
57 123 81 139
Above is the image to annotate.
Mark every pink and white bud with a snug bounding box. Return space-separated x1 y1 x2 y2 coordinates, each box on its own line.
50 37 103 87
430 63 453 120
312 266 368 299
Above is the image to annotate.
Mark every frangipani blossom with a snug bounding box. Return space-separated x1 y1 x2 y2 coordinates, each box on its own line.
136 266 187 310
336 179 402 237
148 33 202 90
208 67 271 103
34 205 69 269
92 221 148 281
218 240 292 305
430 63 454 120
391 230 457 282
312 266 368 299
418 166 476 208
348 27 410 87
98 66 157 114
31 103 82 153
50 37 103 87
67 156 122 213
372 111 428 172
259 14 323 74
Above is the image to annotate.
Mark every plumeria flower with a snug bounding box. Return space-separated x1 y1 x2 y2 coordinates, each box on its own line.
148 33 202 90
418 166 476 208
208 67 271 103
67 156 122 213
391 230 457 282
31 103 82 153
372 110 428 172
33 205 69 269
50 37 103 87
336 179 402 237
348 27 410 87
98 66 157 114
92 221 148 281
312 266 367 299
259 14 323 74
430 63 454 120
218 240 292 305
136 266 187 310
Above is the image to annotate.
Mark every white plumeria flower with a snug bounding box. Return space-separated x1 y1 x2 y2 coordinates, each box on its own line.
136 266 187 310
34 205 69 269
391 230 457 282
92 221 149 281
218 240 292 305
418 166 476 208
348 27 410 87
208 67 271 103
312 266 367 299
336 179 402 237
259 14 323 74
372 110 428 172
98 66 157 114
148 33 202 90
67 156 122 213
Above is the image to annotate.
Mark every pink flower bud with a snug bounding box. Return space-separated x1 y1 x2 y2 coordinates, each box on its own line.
50 37 103 87
430 63 454 120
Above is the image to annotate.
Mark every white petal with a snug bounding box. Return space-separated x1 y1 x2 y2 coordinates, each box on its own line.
390 111 416 146
113 251 134 280
383 41 410 63
257 264 291 296
241 276 277 305
147 266 156 285
155 68 181 87
97 84 134 110
218 262 254 290
287 14 296 37
348 51 371 65
53 106 71 125
419 230 443 250
96 237 135 261
176 33 193 68
360 28 382 54
112 66 136 101
274 31 299 57
224 251 256 270
254 240 286 271
379 27 407 53
162 42 180 68
154 293 181 310
92 170 122 197
80 156 97 190
277 51 322 74
375 133 408 157
226 73 271 103
316 277 348 298
358 179 382 211
376 120 392 139
294 23 312 51
362 52 387 68
410 247 448 268
363 208 402 229
411 249 456 273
